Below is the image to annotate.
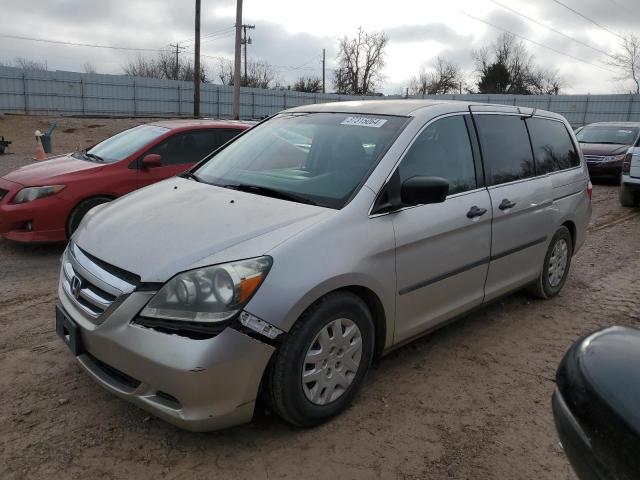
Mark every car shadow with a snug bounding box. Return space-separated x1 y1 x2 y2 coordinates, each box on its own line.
0 238 66 259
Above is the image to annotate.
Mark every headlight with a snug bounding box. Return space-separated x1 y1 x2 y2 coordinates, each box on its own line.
12 185 65 204
140 256 272 323
603 154 626 163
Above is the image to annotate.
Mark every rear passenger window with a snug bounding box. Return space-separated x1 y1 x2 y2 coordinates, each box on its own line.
397 116 477 195
527 117 580 173
474 115 535 186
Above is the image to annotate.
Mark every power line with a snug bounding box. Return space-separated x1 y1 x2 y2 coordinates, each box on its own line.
200 31 235 45
488 0 614 59
460 11 618 74
550 0 625 41
273 54 322 72
0 33 166 52
187 50 321 73
180 26 235 45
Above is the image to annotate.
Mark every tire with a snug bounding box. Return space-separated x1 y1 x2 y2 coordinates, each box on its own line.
528 226 573 299
267 291 374 427
619 184 638 207
67 196 112 239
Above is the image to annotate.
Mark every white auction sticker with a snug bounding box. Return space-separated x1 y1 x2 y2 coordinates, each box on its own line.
340 116 387 128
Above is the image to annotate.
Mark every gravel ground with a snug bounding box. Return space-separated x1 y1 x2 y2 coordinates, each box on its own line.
1 115 639 480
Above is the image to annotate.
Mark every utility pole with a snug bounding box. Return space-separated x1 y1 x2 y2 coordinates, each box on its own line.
241 24 255 86
321 48 326 94
193 0 201 117
233 0 242 120
169 43 181 79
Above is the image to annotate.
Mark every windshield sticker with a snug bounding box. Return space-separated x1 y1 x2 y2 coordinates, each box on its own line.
341 116 387 128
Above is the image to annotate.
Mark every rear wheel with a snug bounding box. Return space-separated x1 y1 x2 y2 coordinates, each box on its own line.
619 184 638 207
67 196 112 239
267 291 374 427
528 226 573 299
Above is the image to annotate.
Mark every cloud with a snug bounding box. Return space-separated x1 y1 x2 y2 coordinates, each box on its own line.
0 0 635 94
386 24 467 44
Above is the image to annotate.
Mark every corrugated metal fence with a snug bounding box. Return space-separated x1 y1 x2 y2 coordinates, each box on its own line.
0 66 369 119
1 66 640 126
419 93 640 127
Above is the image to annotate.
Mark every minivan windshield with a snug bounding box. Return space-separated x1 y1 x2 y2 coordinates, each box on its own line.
576 126 639 145
75 125 169 163
194 112 408 208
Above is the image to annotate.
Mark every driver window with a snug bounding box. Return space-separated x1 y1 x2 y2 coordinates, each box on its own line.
397 116 477 195
146 131 222 165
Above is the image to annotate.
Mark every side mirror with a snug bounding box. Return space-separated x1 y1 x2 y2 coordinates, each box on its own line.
141 154 162 168
401 176 449 206
553 326 640 480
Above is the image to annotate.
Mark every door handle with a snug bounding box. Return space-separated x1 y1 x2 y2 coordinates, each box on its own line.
499 199 517 210
467 206 488 219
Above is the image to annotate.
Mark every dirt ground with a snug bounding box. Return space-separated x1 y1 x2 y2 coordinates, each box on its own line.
1 115 639 480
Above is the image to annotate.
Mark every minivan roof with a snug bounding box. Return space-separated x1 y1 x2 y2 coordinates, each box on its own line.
284 99 564 120
285 99 459 116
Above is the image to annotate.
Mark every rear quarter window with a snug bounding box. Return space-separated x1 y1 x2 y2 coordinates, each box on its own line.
527 117 580 174
474 115 535 186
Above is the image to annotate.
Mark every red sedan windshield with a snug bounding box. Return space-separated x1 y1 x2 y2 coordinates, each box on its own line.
81 125 169 163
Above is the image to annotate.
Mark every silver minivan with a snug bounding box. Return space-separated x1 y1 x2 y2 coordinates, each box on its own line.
56 100 592 431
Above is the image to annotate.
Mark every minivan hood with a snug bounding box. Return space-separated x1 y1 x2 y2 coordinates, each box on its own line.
1 153 103 185
75 178 332 281
579 143 630 156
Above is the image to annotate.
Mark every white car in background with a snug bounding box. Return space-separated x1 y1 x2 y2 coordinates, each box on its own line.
620 147 640 207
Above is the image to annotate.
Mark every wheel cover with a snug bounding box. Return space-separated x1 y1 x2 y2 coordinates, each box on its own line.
302 317 363 405
548 238 569 288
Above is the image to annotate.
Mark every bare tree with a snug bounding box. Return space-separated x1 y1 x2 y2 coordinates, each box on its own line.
409 57 463 95
528 69 564 95
472 33 564 95
334 27 388 95
292 76 323 93
123 52 207 82
216 58 280 89
607 34 640 94
83 61 97 74
12 57 48 70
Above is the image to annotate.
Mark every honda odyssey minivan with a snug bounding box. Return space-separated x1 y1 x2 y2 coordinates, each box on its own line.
56 100 592 431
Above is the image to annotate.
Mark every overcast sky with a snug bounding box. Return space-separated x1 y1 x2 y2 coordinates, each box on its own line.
1 0 638 94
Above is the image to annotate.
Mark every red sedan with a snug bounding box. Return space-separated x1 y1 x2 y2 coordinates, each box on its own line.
0 120 249 243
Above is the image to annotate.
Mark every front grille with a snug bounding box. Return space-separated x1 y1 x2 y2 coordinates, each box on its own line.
61 242 136 321
0 188 8 201
584 155 606 163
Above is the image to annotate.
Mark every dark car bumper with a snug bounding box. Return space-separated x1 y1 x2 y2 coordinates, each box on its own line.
586 160 622 179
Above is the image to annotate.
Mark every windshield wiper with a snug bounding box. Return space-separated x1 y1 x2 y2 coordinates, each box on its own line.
84 152 105 162
221 184 318 206
180 171 203 182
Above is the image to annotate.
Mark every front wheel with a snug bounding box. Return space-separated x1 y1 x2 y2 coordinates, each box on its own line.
67 196 112 239
266 291 374 427
528 226 573 299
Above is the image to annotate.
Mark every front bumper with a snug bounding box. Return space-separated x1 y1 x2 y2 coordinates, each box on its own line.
586 161 622 179
0 177 68 242
622 173 640 190
58 276 275 432
552 389 602 480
